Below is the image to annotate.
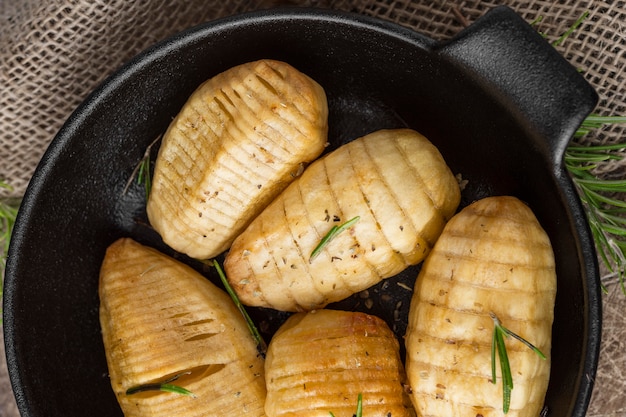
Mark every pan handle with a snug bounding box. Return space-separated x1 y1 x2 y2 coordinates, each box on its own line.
435 6 598 167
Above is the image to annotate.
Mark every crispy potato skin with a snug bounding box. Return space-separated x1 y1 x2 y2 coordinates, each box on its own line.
405 196 556 417
224 128 460 312
264 309 414 417
99 238 266 417
147 59 328 260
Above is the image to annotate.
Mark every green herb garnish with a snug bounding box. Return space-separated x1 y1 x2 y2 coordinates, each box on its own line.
212 259 267 357
565 137 626 294
573 115 626 138
545 8 626 293
0 180 21 323
0 181 19 265
1 180 21 317
126 371 196 397
124 135 160 196
551 10 589 47
355 393 363 417
329 393 363 417
310 216 360 262
137 152 152 197
490 313 546 413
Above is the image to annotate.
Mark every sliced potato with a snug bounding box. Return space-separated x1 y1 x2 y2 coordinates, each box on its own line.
99 238 266 417
264 309 414 417
405 196 556 417
147 59 328 260
224 128 460 312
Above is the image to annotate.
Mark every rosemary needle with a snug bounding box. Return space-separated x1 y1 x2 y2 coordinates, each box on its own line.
137 154 152 197
126 372 196 397
123 134 161 196
329 393 363 417
310 216 360 262
355 393 363 417
493 325 513 413
490 313 546 414
0 181 20 265
212 259 267 357
552 10 589 47
565 136 626 294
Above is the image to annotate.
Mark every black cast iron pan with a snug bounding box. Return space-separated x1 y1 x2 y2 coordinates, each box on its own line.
4 6 601 416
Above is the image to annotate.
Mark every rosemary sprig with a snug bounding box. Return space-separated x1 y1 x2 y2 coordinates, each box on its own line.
551 10 589 47
0 181 20 321
310 216 360 262
574 116 626 138
126 371 196 397
490 313 546 414
137 154 152 197
329 393 363 417
123 135 160 196
565 123 626 293
211 259 267 357
541 9 626 293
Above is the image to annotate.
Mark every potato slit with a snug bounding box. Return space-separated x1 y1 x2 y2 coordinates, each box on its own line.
219 87 236 107
230 81 299 158
299 160 344 272
128 364 227 398
182 318 214 326
221 82 293 167
352 138 416 268
263 61 321 124
246 71 310 140
391 134 454 223
184 332 220 342
319 156 370 290
266 63 287 80
285 181 328 303
213 96 235 122
265 195 313 310
384 136 442 244
256 203 298 307
157 173 239 241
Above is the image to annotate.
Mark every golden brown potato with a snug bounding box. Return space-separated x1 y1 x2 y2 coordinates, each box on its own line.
99 238 266 417
224 128 460 312
264 309 414 417
147 59 328 260
405 196 556 417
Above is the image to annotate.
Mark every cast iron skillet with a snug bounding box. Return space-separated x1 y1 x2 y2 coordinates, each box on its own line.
4 6 601 416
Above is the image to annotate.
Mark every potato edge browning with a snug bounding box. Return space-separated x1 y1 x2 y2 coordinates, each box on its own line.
224 128 461 312
147 59 328 260
405 196 556 417
264 310 414 417
99 238 267 417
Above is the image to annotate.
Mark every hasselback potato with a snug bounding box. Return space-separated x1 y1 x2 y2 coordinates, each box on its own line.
147 59 328 260
264 309 414 417
99 238 267 417
405 196 556 417
224 128 460 312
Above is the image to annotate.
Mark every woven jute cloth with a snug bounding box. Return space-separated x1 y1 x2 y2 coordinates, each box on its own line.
1 0 625 199
0 0 624 416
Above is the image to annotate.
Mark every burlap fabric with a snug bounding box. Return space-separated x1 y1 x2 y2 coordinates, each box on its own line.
1 0 625 198
0 0 624 416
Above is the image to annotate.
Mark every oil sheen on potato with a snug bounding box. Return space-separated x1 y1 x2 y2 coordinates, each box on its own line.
264 309 414 417
147 59 328 260
99 238 267 417
405 196 556 417
225 128 460 312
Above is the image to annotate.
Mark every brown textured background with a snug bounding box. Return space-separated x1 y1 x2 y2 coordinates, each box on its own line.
1 0 624 416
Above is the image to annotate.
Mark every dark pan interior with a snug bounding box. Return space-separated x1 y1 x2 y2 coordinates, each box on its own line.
4 7 601 417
